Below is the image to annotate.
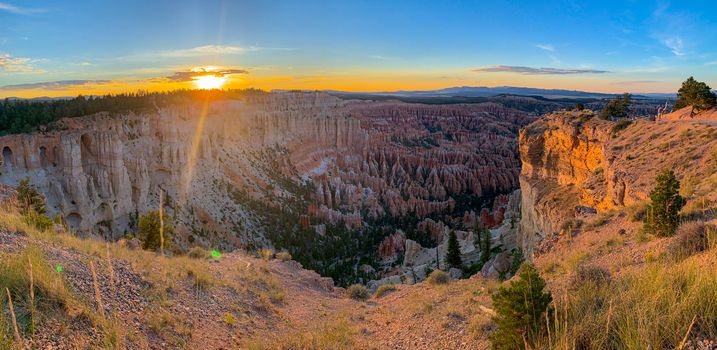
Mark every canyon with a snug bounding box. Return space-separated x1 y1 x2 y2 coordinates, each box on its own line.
3 94 716 349
0 91 539 284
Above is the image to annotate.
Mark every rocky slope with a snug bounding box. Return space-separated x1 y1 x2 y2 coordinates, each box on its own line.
0 205 495 349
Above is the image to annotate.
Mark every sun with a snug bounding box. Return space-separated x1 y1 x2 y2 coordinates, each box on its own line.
194 75 226 89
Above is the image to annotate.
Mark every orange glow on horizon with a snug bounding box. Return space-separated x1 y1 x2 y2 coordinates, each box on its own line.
0 69 680 98
194 75 226 89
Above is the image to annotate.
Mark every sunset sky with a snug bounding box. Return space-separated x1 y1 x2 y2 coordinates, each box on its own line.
1 0 716 98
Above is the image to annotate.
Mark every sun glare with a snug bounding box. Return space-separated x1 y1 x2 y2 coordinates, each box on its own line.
194 75 226 89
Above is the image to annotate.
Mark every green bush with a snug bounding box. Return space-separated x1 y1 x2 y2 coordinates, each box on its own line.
22 211 54 231
644 170 685 237
138 210 174 251
16 177 53 230
600 93 631 120
16 178 46 215
674 76 717 112
490 263 552 350
347 284 370 301
426 270 450 285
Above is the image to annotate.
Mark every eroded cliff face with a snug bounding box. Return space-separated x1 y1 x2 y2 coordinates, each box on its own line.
517 111 634 256
0 92 364 245
516 108 717 258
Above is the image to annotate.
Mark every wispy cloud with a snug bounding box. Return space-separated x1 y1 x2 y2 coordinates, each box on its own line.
705 61 717 66
472 65 609 75
650 3 699 57
608 80 659 85
160 45 252 57
0 53 37 73
0 2 45 14
0 80 111 90
164 67 249 82
157 44 296 58
535 44 555 52
662 37 685 56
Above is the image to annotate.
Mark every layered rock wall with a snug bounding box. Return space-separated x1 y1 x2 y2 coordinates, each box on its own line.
0 92 364 241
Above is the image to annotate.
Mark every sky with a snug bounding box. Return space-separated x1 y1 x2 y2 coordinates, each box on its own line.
1 0 717 97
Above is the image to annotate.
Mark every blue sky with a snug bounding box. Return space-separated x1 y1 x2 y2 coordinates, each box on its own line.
1 0 716 97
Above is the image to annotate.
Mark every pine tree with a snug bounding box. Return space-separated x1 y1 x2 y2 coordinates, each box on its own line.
476 224 492 266
673 76 717 113
138 210 174 251
16 177 46 215
444 230 463 269
645 169 685 237
490 263 552 350
600 93 631 120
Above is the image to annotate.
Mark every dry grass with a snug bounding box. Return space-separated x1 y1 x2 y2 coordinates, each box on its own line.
538 251 717 349
374 284 397 298
245 319 355 350
667 221 710 260
426 270 450 285
275 251 292 261
0 245 108 347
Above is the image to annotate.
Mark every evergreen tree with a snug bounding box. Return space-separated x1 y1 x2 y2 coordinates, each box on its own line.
138 210 174 251
645 169 685 237
476 224 492 266
445 230 463 269
16 177 46 215
574 102 585 111
600 93 631 120
673 76 717 113
490 263 552 350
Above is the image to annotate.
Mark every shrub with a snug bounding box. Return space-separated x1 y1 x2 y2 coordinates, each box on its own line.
426 270 450 285
667 221 708 259
16 178 53 230
644 170 685 237
16 178 46 215
490 263 552 349
259 248 274 260
374 284 397 298
275 251 292 261
600 93 631 120
626 201 648 222
187 246 208 259
346 284 369 301
222 313 237 327
138 210 174 251
22 210 54 231
611 120 633 134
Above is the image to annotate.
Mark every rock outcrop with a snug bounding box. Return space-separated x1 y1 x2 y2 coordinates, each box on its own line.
515 110 706 257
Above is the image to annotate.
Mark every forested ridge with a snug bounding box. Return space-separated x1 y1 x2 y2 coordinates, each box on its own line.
0 89 267 135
